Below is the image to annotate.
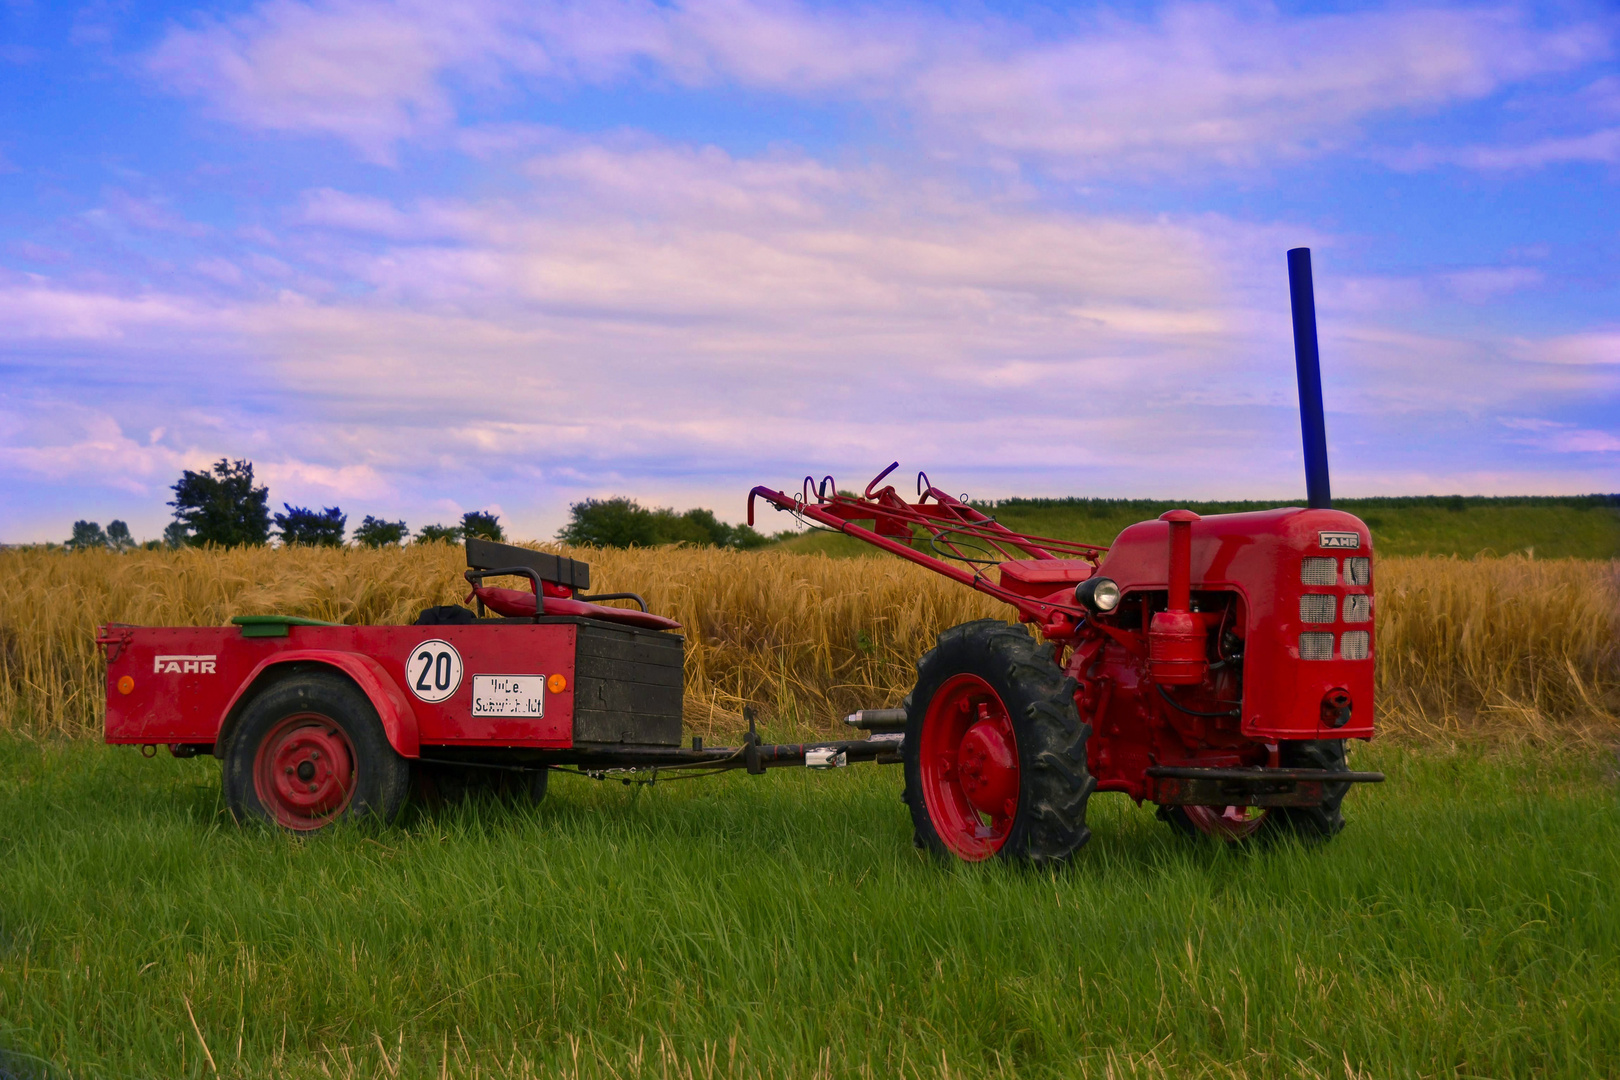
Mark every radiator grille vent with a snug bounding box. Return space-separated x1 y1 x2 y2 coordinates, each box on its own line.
1299 632 1334 660
1301 557 1337 585
1343 594 1372 623
1341 630 1371 660
1300 594 1336 623
1344 557 1371 585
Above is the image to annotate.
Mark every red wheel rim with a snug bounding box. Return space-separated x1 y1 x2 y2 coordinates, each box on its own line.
1182 804 1269 841
252 713 357 831
919 673 1020 861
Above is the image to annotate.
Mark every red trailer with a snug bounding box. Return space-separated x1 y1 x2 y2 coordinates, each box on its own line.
100 538 899 831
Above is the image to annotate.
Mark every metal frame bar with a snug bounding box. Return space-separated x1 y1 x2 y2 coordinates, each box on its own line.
748 465 1107 627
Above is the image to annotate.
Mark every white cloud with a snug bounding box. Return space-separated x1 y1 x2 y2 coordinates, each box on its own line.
0 284 206 339
6 138 1615 540
1442 266 1544 302
146 0 1612 172
1394 126 1620 170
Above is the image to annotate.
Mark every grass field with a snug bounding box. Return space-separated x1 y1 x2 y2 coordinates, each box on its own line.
1 539 1616 1078
770 495 1620 561
1 736 1617 1079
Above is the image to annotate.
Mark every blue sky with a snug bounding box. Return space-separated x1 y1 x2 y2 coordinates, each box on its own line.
1 0 1616 544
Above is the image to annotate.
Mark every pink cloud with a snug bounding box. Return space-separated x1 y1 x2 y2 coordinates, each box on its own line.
146 0 1612 171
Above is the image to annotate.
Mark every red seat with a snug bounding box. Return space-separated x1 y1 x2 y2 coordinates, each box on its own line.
471 585 682 632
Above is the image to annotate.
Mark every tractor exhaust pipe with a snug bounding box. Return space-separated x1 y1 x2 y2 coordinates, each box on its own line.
1287 247 1332 510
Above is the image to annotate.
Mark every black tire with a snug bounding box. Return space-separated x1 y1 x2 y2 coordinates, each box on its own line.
902 619 1094 865
418 763 549 805
222 669 411 832
1263 739 1349 841
1156 738 1349 844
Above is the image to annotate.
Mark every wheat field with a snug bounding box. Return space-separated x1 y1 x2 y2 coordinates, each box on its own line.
1 544 1615 744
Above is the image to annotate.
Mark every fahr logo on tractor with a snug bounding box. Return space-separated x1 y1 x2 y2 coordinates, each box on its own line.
98 248 1381 860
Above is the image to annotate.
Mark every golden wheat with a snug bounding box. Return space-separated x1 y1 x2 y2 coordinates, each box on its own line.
1 545 1614 744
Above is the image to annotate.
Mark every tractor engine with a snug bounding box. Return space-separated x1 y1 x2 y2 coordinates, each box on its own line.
1062 506 1374 804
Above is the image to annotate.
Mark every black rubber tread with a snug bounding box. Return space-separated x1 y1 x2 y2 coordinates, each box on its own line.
1263 739 1349 841
902 619 1094 865
417 763 548 806
222 670 411 831
1156 738 1349 844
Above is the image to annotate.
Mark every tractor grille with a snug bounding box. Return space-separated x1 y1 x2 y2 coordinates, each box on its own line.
1299 632 1334 660
1301 557 1337 585
1341 630 1371 660
1344 557 1371 585
1343 594 1372 623
1299 595 1336 623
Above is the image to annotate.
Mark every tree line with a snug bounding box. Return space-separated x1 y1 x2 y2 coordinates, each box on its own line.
66 459 506 550
64 460 776 551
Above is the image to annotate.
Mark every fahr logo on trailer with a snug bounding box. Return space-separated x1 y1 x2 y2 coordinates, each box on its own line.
154 654 216 674
1318 531 1360 549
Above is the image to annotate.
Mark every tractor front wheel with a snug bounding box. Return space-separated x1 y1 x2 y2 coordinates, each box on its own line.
222 670 410 832
1157 739 1349 844
902 620 1094 865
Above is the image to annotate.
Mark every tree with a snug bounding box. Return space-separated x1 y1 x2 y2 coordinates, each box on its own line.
169 459 271 548
274 505 346 547
66 521 108 551
416 523 462 544
162 521 191 549
556 497 771 549
556 498 658 547
106 520 134 552
354 516 409 548
461 511 504 542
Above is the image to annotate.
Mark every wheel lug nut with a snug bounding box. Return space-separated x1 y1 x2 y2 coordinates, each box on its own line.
308 784 318 793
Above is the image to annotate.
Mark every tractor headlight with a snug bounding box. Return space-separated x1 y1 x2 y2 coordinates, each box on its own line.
1075 577 1121 613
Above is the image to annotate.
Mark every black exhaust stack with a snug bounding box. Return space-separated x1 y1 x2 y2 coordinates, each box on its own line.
1287 247 1332 510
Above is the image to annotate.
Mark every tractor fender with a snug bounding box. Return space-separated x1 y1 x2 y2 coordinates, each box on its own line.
218 650 421 759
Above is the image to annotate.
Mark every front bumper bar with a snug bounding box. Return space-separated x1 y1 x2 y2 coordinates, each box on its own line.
1146 765 1385 808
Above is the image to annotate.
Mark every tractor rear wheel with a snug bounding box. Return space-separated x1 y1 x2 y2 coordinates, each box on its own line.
902 620 1093 865
222 670 410 832
1157 738 1349 844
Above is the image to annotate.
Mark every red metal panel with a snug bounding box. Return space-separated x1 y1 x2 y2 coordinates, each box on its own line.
1097 507 1375 740
105 623 580 750
216 650 422 758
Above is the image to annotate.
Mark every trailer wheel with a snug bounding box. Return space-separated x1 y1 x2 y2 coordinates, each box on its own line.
903 620 1093 865
1157 739 1348 844
222 670 410 832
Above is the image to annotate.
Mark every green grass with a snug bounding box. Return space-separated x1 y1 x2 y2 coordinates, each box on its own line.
770 495 1620 559
2 737 1618 1078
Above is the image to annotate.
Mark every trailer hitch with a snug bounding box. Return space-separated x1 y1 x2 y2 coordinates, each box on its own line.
742 707 765 775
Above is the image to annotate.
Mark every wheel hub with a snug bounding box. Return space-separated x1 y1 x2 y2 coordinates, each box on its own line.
254 714 356 829
957 717 1018 819
918 673 1022 860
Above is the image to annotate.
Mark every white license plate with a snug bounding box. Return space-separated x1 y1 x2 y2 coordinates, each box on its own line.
471 675 545 718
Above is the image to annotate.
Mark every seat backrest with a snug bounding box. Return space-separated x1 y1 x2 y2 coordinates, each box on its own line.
465 538 591 591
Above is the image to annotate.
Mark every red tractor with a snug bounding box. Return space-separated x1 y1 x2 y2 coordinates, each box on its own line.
747 247 1382 861
99 248 1379 860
